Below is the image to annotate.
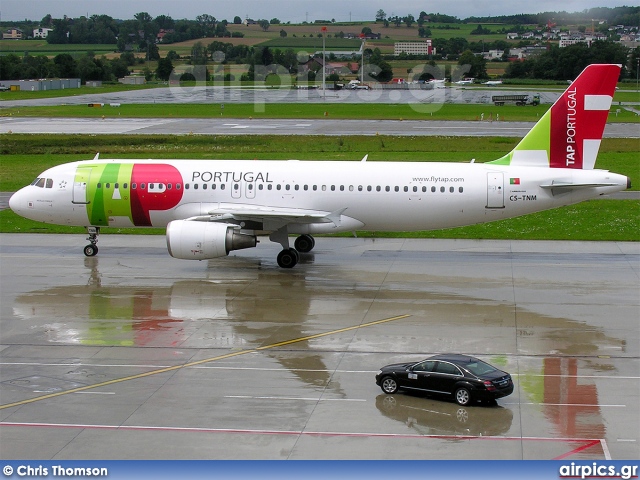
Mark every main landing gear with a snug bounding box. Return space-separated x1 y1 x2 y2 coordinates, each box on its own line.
271 230 316 268
83 226 99 257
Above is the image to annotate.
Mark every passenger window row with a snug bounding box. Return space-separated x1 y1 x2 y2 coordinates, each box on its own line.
91 182 464 194
183 183 465 193
95 183 182 190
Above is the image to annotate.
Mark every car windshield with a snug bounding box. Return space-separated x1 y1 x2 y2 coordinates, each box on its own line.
464 360 499 376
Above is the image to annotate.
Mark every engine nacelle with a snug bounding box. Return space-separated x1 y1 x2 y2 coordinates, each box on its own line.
166 220 257 260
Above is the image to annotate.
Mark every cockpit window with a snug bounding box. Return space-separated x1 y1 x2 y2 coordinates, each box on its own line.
31 178 54 188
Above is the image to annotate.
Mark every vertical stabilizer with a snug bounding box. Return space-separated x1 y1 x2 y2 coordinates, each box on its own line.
489 64 620 169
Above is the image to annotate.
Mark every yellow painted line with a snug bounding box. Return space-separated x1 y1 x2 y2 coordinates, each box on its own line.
0 314 410 410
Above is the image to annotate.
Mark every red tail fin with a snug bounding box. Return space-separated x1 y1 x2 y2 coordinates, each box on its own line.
549 64 620 169
489 64 620 170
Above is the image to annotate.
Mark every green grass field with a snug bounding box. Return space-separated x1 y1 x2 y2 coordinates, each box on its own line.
2 102 638 123
0 39 117 57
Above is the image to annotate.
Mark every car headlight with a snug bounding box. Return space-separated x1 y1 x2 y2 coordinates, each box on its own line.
376 370 383 375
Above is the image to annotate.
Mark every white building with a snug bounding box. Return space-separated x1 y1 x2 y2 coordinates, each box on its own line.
484 49 504 60
33 28 53 38
394 41 434 56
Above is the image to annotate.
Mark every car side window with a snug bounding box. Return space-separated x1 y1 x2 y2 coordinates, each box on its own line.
412 360 435 372
435 362 462 375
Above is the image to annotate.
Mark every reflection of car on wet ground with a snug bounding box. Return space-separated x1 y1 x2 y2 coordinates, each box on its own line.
375 394 514 436
375 354 514 406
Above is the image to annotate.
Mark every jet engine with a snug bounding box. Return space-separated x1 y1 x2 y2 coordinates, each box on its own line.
166 220 257 260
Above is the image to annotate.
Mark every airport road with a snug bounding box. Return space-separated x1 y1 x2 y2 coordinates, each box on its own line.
0 235 638 460
0 116 638 138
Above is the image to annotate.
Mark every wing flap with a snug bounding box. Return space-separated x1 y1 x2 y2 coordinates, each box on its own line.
182 204 350 229
207 203 341 224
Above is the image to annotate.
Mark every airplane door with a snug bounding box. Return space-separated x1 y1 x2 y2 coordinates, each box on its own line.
245 182 256 199
72 167 91 204
486 172 504 209
231 181 242 199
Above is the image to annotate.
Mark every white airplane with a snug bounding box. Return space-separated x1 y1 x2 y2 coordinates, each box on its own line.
9 64 630 268
484 80 503 86
427 79 446 89
455 78 474 85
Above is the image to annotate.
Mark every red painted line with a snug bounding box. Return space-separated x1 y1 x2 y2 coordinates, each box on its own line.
0 421 604 444
553 439 602 460
5 422 606 460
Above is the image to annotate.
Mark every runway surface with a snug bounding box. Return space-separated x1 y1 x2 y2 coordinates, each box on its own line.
1 116 638 138
1 235 638 460
0 85 563 107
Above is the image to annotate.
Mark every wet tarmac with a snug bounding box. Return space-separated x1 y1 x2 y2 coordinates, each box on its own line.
0 235 638 460
1 85 561 108
1 116 637 138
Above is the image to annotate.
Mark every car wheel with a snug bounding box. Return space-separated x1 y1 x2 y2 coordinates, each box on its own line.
381 396 397 411
455 387 471 406
455 408 469 424
380 376 399 394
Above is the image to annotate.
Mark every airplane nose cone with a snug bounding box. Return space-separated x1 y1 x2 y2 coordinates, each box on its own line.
9 190 20 212
9 188 27 215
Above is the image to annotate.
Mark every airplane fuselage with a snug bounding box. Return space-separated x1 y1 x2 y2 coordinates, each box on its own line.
12 159 628 235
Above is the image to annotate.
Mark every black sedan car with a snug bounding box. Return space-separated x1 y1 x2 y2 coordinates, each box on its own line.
375 354 514 406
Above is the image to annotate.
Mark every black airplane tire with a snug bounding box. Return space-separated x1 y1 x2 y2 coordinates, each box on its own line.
294 234 315 253
277 249 298 268
83 244 98 257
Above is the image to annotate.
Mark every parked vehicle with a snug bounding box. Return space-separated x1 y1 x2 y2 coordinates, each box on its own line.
492 94 540 106
375 354 514 406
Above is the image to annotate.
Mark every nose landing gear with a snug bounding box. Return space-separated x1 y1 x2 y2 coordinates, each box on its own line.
84 226 99 257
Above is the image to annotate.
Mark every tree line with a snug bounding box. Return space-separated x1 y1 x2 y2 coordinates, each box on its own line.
504 41 636 80
9 12 246 49
1 39 635 84
466 6 639 27
1 52 131 82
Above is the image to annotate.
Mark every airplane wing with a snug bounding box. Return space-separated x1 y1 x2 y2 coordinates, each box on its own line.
185 203 348 230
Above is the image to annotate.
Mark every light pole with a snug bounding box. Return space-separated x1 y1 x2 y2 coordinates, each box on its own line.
321 26 327 97
360 33 365 84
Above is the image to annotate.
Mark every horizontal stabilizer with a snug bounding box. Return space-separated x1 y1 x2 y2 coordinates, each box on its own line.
539 182 619 189
540 180 621 197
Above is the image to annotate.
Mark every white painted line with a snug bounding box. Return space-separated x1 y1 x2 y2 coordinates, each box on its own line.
506 402 626 407
413 126 531 131
601 439 612 460
73 391 115 395
225 395 366 402
2 362 639 380
511 373 640 380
